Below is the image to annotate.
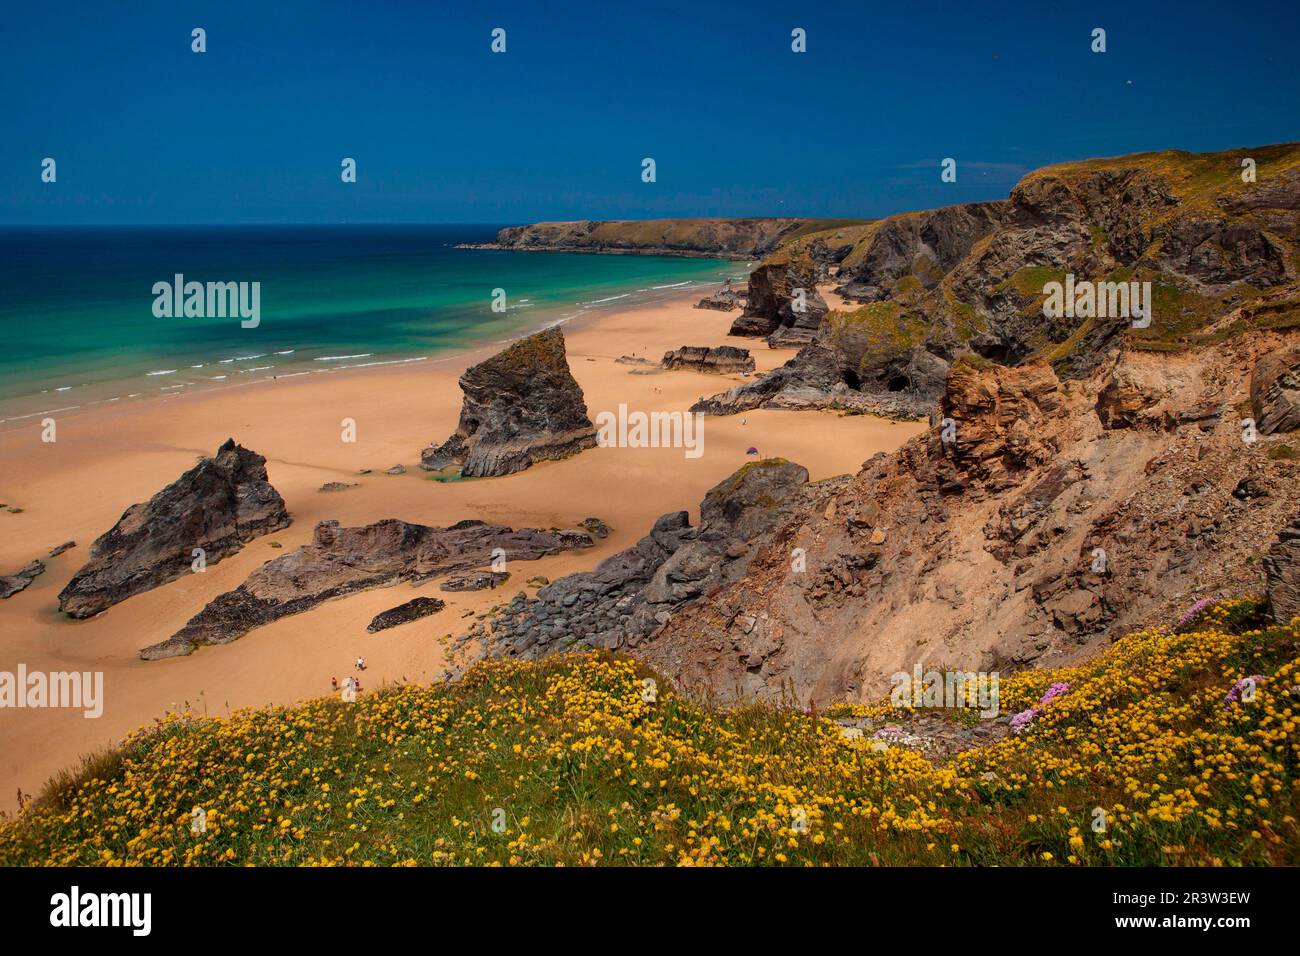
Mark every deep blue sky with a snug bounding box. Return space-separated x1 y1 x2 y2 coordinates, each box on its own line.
2 0 1296 225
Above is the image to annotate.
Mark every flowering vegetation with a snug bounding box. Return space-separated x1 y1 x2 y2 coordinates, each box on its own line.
1009 681 1072 733
1 598 1296 866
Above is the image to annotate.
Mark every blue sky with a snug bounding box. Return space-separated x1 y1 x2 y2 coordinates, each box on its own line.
2 0 1296 224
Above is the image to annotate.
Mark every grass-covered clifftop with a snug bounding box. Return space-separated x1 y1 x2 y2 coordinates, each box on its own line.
2 598 1296 866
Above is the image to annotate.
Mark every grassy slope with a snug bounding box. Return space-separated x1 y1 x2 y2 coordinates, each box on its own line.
1015 142 1300 214
760 144 1300 362
1 599 1296 866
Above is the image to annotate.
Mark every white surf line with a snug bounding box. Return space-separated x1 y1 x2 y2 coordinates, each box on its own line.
0 404 82 423
328 356 429 371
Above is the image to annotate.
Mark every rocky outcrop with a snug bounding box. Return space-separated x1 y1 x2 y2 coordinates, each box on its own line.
459 218 852 260
320 481 358 492
58 439 290 619
473 460 830 660
729 261 827 346
693 318 947 420
441 570 509 592
1265 515 1300 624
367 596 446 633
928 361 1067 496
0 560 45 599
1251 345 1300 435
633 330 1300 702
141 518 594 659
695 284 743 311
706 145 1300 423
421 328 598 478
834 202 1007 302
661 346 755 375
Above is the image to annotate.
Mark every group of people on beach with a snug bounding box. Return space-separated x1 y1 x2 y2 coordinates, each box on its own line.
330 658 367 696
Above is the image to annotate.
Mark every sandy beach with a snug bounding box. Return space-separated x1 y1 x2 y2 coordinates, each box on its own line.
0 291 923 811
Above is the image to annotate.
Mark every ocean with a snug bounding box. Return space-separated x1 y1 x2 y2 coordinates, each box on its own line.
0 225 744 425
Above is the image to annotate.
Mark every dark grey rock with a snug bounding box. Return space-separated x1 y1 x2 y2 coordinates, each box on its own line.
59 439 290 619
367 596 446 632
421 328 597 477
0 560 45 599
140 518 592 659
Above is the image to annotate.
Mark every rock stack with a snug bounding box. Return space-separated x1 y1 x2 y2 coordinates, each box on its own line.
421 328 597 477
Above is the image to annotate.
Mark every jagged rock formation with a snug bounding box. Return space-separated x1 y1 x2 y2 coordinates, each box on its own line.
699 144 1300 421
1251 344 1300 434
661 345 755 375
834 202 1008 302
458 218 865 260
728 260 827 346
441 571 509 592
1265 515 1300 624
695 284 744 311
0 560 45 599
693 314 949 419
640 331 1300 700
141 518 594 659
448 146 1300 704
58 439 290 618
473 460 832 661
367 596 446 633
421 328 598 477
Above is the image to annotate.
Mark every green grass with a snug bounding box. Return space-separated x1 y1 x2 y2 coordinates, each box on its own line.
1 599 1297 867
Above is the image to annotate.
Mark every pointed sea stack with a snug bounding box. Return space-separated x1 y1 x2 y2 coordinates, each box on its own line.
58 439 290 618
421 327 598 477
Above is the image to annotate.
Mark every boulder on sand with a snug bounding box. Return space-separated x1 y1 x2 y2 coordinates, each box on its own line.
367 596 446 633
661 346 756 375
0 560 45 599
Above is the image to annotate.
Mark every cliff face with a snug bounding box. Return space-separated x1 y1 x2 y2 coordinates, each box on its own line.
644 331 1300 702
465 218 869 260
454 145 1300 703
462 217 868 260
477 336 1300 692
702 144 1300 419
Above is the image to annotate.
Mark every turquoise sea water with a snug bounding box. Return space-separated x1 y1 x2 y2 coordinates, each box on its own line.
0 225 744 425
